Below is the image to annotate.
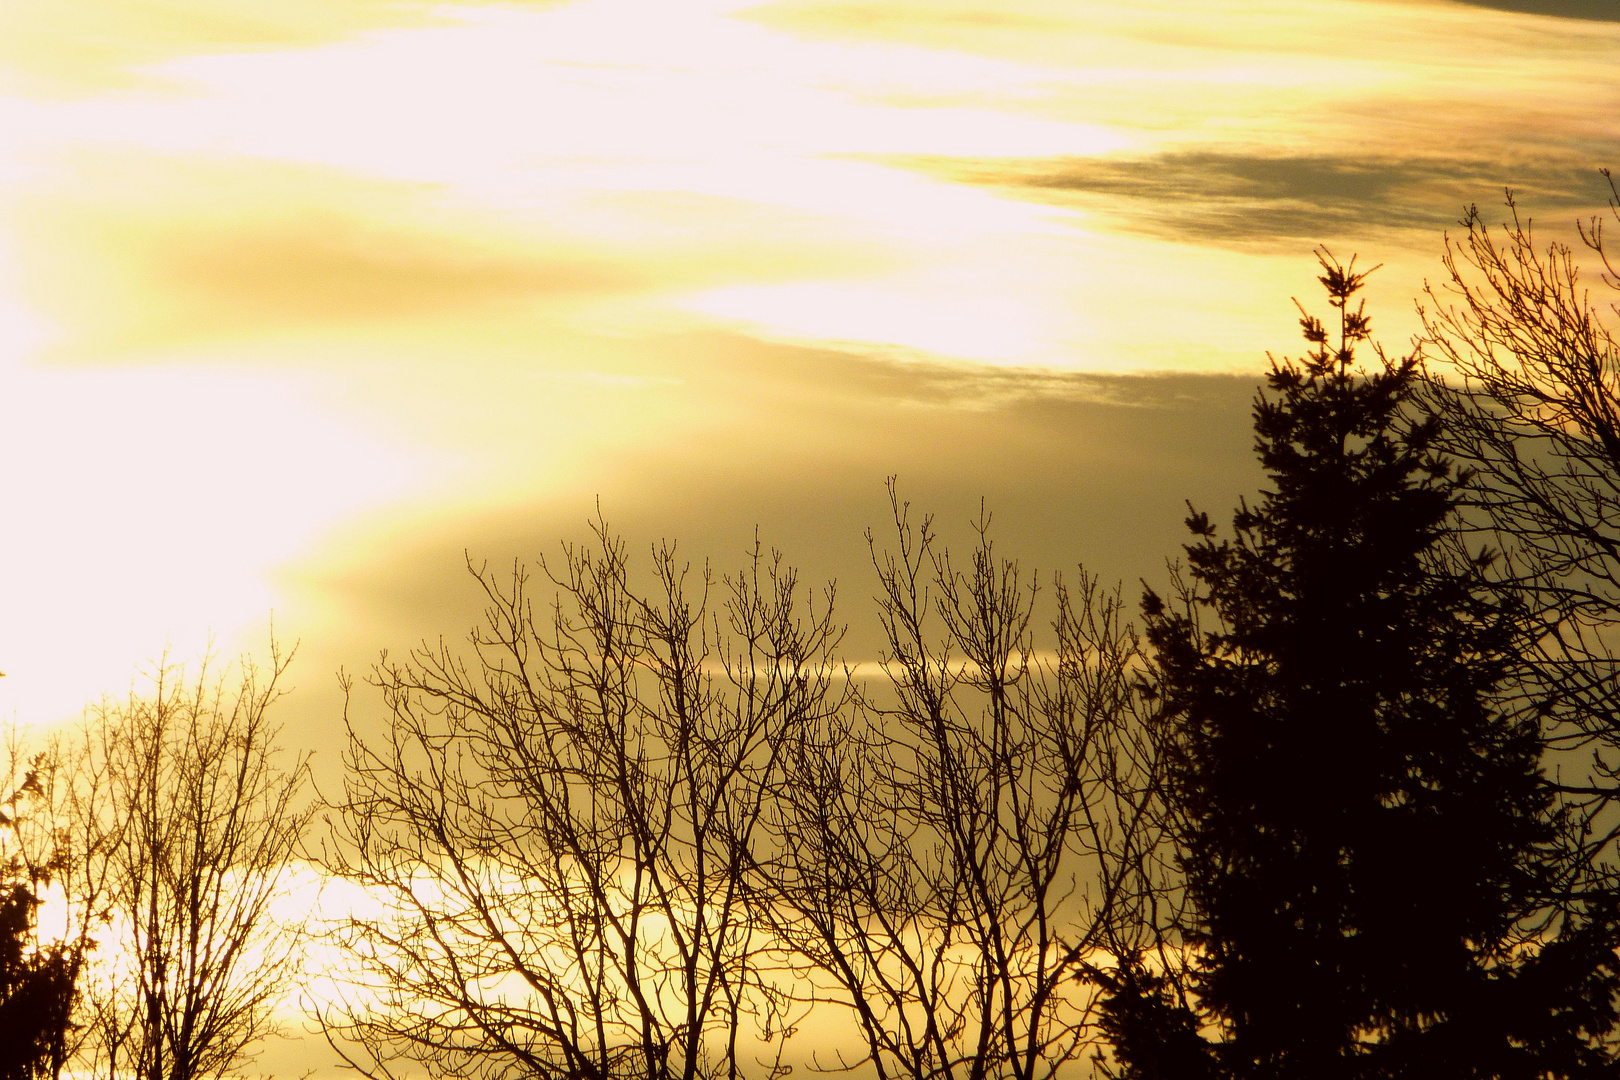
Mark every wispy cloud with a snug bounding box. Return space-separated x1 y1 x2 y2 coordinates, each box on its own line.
0 0 572 96
1454 0 1620 20
8 156 649 359
897 152 1620 249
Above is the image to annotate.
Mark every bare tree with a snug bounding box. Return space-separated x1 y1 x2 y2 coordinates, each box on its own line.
1417 173 1620 851
73 646 312 1080
319 524 849 1080
760 485 1167 1080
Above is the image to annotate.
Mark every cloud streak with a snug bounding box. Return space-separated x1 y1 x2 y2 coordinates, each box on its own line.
0 0 573 95
1455 0 1620 20
7 155 653 358
900 152 1620 249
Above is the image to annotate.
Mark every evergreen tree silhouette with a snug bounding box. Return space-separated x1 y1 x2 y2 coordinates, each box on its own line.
1100 253 1620 1080
0 766 75 1080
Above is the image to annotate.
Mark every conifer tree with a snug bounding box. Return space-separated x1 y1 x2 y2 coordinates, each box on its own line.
0 763 76 1080
1098 254 1620 1080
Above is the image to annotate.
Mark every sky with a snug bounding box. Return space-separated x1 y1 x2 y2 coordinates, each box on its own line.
2 0 1618 1071
3 0 1617 736
1 0 1616 751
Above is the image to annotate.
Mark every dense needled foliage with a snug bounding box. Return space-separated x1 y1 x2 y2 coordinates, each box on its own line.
0 764 76 1080
1101 254 1620 1080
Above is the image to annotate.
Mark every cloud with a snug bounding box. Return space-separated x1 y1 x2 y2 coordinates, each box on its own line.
897 152 1619 249
1452 0 1620 20
726 334 1233 411
0 0 569 96
157 220 638 328
273 335 1267 701
8 156 647 358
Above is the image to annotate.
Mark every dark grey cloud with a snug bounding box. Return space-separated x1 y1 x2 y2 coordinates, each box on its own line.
1456 0 1620 20
900 153 1616 249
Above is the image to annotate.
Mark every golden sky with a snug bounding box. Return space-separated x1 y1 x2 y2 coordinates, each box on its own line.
2 0 1617 742
4 0 1619 1071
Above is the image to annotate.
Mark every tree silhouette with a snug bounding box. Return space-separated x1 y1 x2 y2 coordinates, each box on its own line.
73 649 312 1080
321 527 843 1080
762 486 1165 1080
1097 253 1620 1080
1416 176 1620 857
319 500 1172 1080
0 758 77 1080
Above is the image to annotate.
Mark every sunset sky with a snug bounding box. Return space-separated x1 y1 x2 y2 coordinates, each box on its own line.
4 0 1619 1071
3 0 1618 776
